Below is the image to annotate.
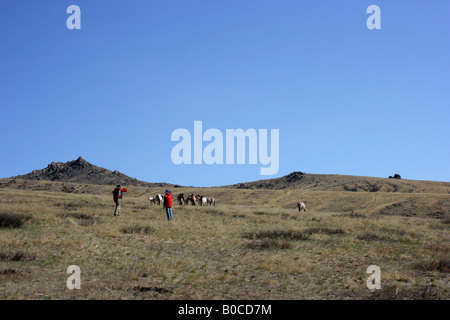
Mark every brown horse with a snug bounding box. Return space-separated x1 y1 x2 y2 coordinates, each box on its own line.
177 193 185 205
187 194 196 205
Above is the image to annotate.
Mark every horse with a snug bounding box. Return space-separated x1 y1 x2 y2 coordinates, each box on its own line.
148 196 157 205
156 194 163 205
298 201 307 212
187 194 196 205
177 193 185 205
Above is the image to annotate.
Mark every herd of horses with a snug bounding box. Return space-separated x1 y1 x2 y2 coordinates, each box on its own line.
148 193 216 207
148 193 307 212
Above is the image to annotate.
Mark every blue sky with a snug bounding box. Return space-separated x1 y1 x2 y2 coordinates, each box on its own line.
0 0 449 187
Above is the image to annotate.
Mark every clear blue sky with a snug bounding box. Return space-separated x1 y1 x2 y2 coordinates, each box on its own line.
1 0 449 187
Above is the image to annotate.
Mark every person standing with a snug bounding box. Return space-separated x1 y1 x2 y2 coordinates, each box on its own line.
112 184 127 216
163 189 173 221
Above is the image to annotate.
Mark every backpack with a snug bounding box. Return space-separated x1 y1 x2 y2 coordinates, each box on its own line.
112 187 121 198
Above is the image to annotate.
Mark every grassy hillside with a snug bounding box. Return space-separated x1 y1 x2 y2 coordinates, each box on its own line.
0 178 449 299
228 171 450 194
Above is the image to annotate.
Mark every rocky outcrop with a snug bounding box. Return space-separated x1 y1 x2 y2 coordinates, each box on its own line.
12 157 170 187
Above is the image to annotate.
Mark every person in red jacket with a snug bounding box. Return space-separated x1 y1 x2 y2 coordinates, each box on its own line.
163 189 173 220
112 185 127 216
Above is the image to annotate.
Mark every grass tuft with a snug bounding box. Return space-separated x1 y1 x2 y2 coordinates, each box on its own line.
56 212 93 220
203 209 225 216
0 269 18 275
246 239 292 250
56 212 97 226
413 257 450 273
133 286 173 294
0 250 36 262
0 213 31 228
369 284 443 300
357 233 385 241
243 230 310 241
303 227 346 235
335 213 366 219
120 225 153 234
424 244 450 255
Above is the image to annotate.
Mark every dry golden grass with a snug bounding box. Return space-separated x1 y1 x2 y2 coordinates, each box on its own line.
0 178 449 300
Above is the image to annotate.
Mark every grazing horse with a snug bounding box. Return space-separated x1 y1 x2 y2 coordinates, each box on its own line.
187 194 196 205
156 194 163 205
177 193 185 205
207 198 215 206
298 201 307 212
148 196 157 205
197 195 207 206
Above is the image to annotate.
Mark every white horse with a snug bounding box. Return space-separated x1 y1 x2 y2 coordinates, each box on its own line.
207 198 215 206
156 194 163 205
148 196 157 205
298 201 307 212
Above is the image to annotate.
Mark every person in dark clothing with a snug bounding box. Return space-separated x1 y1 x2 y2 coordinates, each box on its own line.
112 185 127 216
163 189 173 220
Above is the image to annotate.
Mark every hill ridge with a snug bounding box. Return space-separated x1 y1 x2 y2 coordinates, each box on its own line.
8 157 450 193
12 157 172 187
227 171 450 194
